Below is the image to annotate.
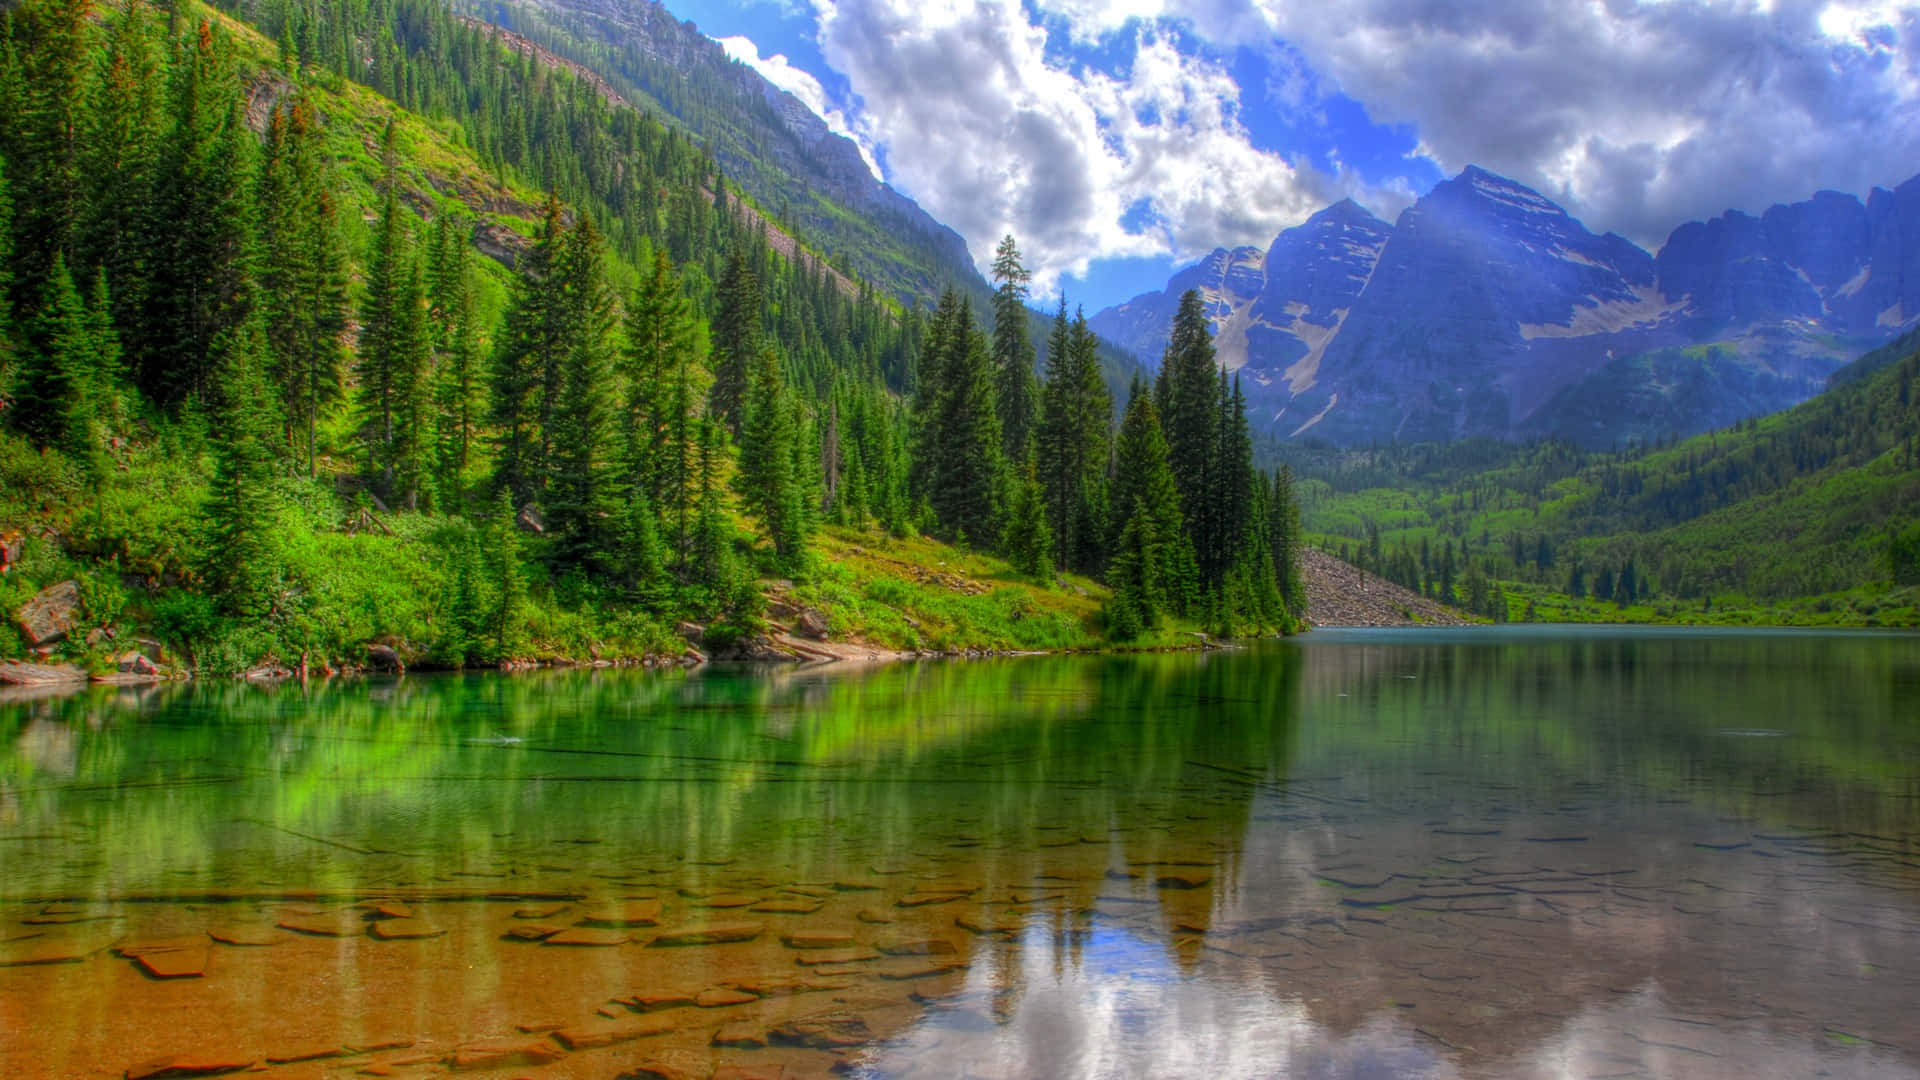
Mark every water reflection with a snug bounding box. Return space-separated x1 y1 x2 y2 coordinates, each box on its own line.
0 629 1916 1078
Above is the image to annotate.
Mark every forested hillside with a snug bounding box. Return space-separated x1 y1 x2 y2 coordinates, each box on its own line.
0 0 1305 677
1291 329 1920 625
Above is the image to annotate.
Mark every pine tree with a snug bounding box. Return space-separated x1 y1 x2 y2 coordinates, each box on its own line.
356 134 430 507
709 247 761 433
621 249 704 561
203 314 282 616
76 0 162 332
134 21 253 410
1103 513 1151 641
6 0 91 315
737 346 807 567
1036 301 1111 573
1001 460 1053 577
914 292 1004 543
990 234 1038 464
11 252 94 455
490 195 565 504
257 97 348 474
1269 466 1306 620
0 156 13 363
1157 290 1221 581
427 212 481 510
1108 376 1192 620
544 212 619 569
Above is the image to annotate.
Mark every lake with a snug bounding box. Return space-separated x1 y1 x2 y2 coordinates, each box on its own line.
1 627 1917 1079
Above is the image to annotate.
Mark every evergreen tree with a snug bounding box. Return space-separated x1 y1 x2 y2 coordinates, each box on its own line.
0 156 13 363
356 134 430 507
1036 301 1111 573
257 96 348 474
134 21 253 410
621 249 704 560
1107 376 1193 620
1157 290 1221 579
203 314 281 616
914 291 1004 543
990 234 1038 464
489 195 565 504
11 252 96 455
708 247 760 433
544 212 619 569
427 212 481 510
1001 461 1053 577
737 346 807 566
6 0 91 314
1103 513 1151 641
76 0 162 330
1269 466 1306 620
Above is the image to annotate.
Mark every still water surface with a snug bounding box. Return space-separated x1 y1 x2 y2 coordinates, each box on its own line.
2 627 1918 1078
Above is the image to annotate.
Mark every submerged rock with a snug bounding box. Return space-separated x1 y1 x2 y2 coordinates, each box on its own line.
124 1052 257 1079
448 1037 564 1071
553 1014 677 1050
650 922 763 947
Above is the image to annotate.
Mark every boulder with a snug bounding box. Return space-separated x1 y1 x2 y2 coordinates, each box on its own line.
797 608 830 640
119 652 160 676
366 644 404 672
675 621 705 644
16 579 81 646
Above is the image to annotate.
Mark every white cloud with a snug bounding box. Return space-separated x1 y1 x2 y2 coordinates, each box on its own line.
1242 0 1920 248
718 34 884 180
804 0 1353 292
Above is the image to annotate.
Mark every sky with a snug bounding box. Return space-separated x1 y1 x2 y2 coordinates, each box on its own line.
661 0 1920 310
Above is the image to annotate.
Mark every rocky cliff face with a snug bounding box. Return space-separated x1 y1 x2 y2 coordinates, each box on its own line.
1091 167 1920 448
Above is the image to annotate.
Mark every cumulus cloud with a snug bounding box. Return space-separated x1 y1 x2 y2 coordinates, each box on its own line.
718 35 884 180
1244 0 1920 248
805 0 1360 291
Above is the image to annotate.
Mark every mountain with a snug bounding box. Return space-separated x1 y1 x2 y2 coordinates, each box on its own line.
1092 167 1920 448
470 0 978 305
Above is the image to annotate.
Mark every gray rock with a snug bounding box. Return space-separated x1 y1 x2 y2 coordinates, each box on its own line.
16 580 81 646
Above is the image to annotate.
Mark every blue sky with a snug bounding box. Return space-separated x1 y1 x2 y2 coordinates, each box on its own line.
660 0 1919 311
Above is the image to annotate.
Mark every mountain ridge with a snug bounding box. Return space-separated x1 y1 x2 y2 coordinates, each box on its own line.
1091 166 1920 449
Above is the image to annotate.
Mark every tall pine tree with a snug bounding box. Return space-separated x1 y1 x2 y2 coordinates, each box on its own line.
737 346 808 567
544 212 619 569
257 96 348 475
990 234 1038 465
708 247 761 434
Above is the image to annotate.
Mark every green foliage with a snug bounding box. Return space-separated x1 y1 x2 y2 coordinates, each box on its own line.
1889 521 1920 587
203 314 282 616
1294 329 1920 623
913 289 1007 546
1000 462 1053 578
737 346 809 568
257 95 348 475
1036 301 1111 575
